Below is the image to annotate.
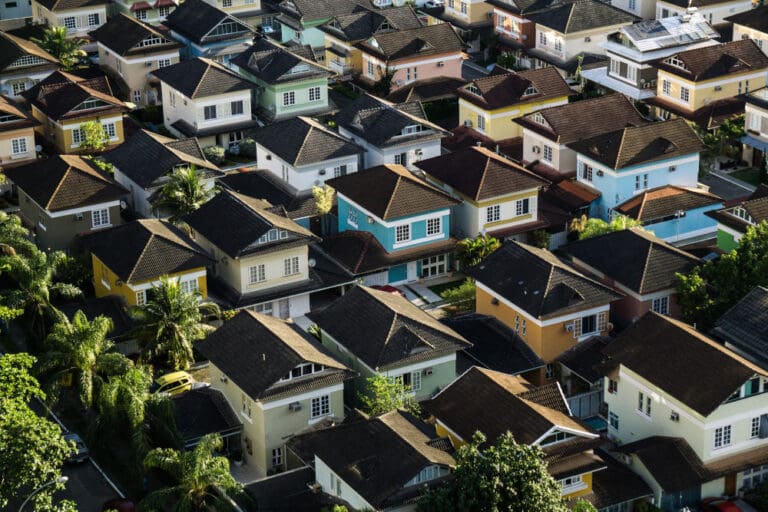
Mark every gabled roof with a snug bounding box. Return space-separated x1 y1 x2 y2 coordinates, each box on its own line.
23 70 126 121
151 58 255 99
557 335 611 384
707 192 768 234
308 285 471 370
567 118 705 170
724 5 768 32
601 312 768 417
655 39 768 81
231 37 328 85
103 129 221 189
614 437 710 493
357 22 462 61
184 189 317 259
0 95 38 132
172 387 241 447
4 155 126 212
527 0 636 34
565 228 700 294
327 164 458 220
164 0 253 44
457 67 572 110
320 6 423 42
0 31 58 71
251 116 362 167
618 13 718 52
35 0 107 11
485 0 563 15
219 169 321 220
614 185 722 221
514 94 648 144
386 76 467 104
90 14 182 56
278 0 367 24
196 310 348 400
466 241 621 320
83 219 212 284
713 286 768 370
416 145 548 202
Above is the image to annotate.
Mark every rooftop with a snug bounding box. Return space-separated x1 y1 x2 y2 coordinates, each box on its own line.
713 286 768 370
614 185 722 222
655 39 768 81
527 0 637 34
231 37 328 85
356 22 463 61
456 67 572 110
151 57 255 99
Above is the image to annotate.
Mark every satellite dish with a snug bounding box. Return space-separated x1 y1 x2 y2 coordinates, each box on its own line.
35 145 42 153
119 200 128 209
308 258 316 268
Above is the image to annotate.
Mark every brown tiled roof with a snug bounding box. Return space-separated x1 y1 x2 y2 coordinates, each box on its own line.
457 67 572 110
151 58 255 99
724 5 768 32
713 286 768 370
573 451 653 509
614 186 722 221
546 180 601 210
386 76 468 104
614 436 710 492
36 0 107 10
644 96 745 130
0 95 38 132
89 14 182 56
0 31 58 71
356 23 463 61
527 0 637 33
656 39 768 81
23 70 126 121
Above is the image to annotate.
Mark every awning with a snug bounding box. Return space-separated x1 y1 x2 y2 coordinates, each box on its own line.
130 1 152 10
155 0 177 7
742 134 768 153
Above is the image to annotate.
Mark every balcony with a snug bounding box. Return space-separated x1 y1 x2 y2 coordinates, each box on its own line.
328 59 352 76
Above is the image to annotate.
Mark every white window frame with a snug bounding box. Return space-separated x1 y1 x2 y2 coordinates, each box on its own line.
486 204 500 223
283 256 300 276
134 9 147 20
308 86 321 102
271 447 282 467
136 289 147 306
158 58 172 68
680 86 690 103
662 79 671 96
203 105 217 120
714 425 732 449
652 296 669 315
249 264 266 284
10 137 27 155
515 198 530 216
230 100 244 115
87 12 100 26
310 395 330 418
91 208 110 228
609 411 619 430
542 145 553 163
283 91 296 106
752 417 761 439
11 82 26 95
347 207 358 227
426 217 441 236
180 277 198 294
103 122 116 139
63 16 76 29
395 224 411 243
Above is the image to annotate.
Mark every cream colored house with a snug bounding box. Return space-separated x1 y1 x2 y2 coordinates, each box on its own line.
0 95 38 170
0 32 59 100
32 0 108 41
656 0 752 26
725 5 768 57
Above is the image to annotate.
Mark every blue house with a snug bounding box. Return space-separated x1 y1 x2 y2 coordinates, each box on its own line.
320 164 459 285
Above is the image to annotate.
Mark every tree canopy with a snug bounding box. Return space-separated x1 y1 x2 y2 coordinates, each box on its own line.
31 26 86 70
151 166 216 223
358 374 420 417
568 214 645 241
456 234 501 268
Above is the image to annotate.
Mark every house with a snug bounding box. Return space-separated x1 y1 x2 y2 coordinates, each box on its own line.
172 387 242 450
288 409 455 511
416 145 549 241
251 116 363 192
112 0 179 23
0 31 59 99
713 286 768 370
245 467 344 511
0 95 39 169
309 285 471 402
514 93 648 176
22 70 129 154
741 87 768 168
489 0 562 55
725 5 768 57
655 0 752 25
184 188 352 315
104 129 223 218
564 228 700 325
465 241 620 383
276 0 366 57
321 164 459 284
151 58 258 149
319 6 423 77
202 0 274 31
85 219 212 305
334 94 448 170
355 23 464 92
4 155 127 251
90 14 183 107
163 0 255 64
230 37 331 122
31 0 108 43
581 13 719 101
645 40 768 128
424 0 491 54
1 0 32 19
705 185 768 251
197 309 351 475
455 67 572 141
601 312 768 510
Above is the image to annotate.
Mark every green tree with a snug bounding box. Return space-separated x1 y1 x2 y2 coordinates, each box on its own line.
132 276 220 370
697 116 745 175
456 234 501 268
151 166 216 223
418 432 568 512
440 278 476 315
571 499 597 512
0 211 37 255
568 214 645 241
313 184 335 234
78 120 109 152
529 229 551 249
31 26 86 70
141 434 243 511
358 374 420 416
372 68 395 97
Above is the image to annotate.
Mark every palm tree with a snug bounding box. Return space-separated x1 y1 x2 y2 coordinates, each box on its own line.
31 26 86 70
151 166 216 223
0 212 36 255
38 311 131 409
132 277 220 370
456 234 501 268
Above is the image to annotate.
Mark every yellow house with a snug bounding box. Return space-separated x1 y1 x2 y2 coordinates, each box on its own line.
0 95 39 169
23 70 128 154
86 219 212 306
456 66 571 141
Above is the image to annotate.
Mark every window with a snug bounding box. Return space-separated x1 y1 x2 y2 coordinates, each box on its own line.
63 16 76 29
460 1 467 13
92 208 110 228
581 314 596 335
87 12 100 26
581 162 593 181
367 60 374 77
542 145 553 162
308 86 321 102
333 165 347 178
477 113 485 131
158 5 170 16
637 391 651 417
231 100 244 115
396 224 411 243
609 411 619 430
249 264 266 284
554 38 562 52
311 395 330 418
545 363 555 379
521 319 526 336
652 296 669 315
608 379 618 394
628 0 635 10
752 417 761 439
271 447 282 467
426 217 441 236
515 198 530 216
158 58 171 68
680 87 690 103
541 431 573 446
421 254 447 278
204 105 217 120
635 173 648 190
467 84 480 96
486 204 500 223
134 9 147 20
284 256 300 276
714 425 732 449
662 79 671 96
394 153 407 166
103 122 116 139
210 20 244 36
448 0 453 7
223 0 232 5
253 301 273 315
497 14 506 28
180 278 198 294
283 91 295 106
348 207 358 227
136 290 146 306
133 90 142 104
72 128 84 145
10 137 27 155
11 82 26 95
539 32 547 46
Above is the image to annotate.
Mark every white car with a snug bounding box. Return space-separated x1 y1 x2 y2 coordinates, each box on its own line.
425 0 444 7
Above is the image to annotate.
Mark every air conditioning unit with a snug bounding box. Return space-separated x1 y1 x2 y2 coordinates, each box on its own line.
565 322 574 332
463 119 473 127
670 411 680 422
288 402 302 411
423 367 434 376
584 36 591 42
490 297 500 305
318 169 326 175
74 212 84 221
145 61 153 67
714 85 722 91
532 145 541 153
669 165 677 172
437 61 445 67
596 170 604 177
415 149 423 156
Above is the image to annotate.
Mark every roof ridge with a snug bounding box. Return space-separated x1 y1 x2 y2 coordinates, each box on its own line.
45 164 73 210
191 61 212 98
613 127 630 169
382 173 403 220
293 123 313 166
126 230 157 283
475 153 493 201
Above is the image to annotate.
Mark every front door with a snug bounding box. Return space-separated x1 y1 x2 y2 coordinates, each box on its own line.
278 298 290 319
406 261 418 282
421 254 447 279
725 473 736 496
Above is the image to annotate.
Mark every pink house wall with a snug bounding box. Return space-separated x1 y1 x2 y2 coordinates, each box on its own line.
364 52 464 91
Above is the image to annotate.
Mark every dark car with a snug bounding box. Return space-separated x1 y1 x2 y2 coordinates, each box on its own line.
64 432 89 463
101 498 136 512
701 498 743 512
370 285 406 297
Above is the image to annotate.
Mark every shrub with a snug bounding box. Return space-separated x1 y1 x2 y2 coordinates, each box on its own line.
203 145 226 165
239 138 256 158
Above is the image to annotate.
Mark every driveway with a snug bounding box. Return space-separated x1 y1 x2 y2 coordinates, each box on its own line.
56 461 123 512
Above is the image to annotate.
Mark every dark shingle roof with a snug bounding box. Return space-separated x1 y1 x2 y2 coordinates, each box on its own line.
5 155 126 212
386 76 467 103
164 0 253 44
219 169 320 220
58 295 134 341
35 0 107 11
655 39 768 81
251 117 362 166
456 67 572 110
0 31 58 71
724 5 768 32
706 189 768 234
278 0 366 23
0 95 38 132
485 0 567 15
231 37 328 84
579 451 653 510
614 437 709 492
309 285 471 370
416 145 547 201
614 186 722 221
565 228 700 294
245 467 341 511
556 336 611 384
22 70 126 121
713 286 768 370
151 58 255 99
327 164 458 220
602 312 767 416
90 14 182 56
466 241 621 320
83 219 213 284
320 6 423 42
357 22 462 61
527 0 636 33
196 310 348 400
172 387 241 446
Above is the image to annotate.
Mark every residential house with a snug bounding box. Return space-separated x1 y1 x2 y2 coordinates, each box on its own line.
489 0 561 55
416 145 549 240
152 58 258 149
456 67 572 140
22 70 129 154
172 387 242 450
581 13 719 101
198 309 350 475
725 5 768 57
31 0 108 44
565 227 700 325
514 93 648 176
309 285 471 402
90 14 183 107
85 219 212 305
713 286 768 370
705 185 768 251
427 0 491 54
602 312 768 510
741 87 768 168
1 0 32 19
244 467 342 511
321 164 459 284
184 188 352 315
646 40 768 129
0 31 59 99
356 22 464 92
201 0 274 30
276 0 365 57
163 0 255 64
319 6 423 77
0 95 39 169
230 37 331 122
334 93 448 170
466 241 620 383
251 116 363 192
655 0 752 25
288 410 455 511
104 129 223 218
5 155 127 251
112 0 179 23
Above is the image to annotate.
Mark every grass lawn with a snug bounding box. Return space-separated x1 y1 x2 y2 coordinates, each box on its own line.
427 279 466 297
730 167 762 186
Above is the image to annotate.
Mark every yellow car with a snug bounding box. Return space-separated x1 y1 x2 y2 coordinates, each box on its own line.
150 371 194 397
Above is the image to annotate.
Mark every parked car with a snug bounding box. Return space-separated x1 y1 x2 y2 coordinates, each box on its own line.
150 371 194 397
101 498 136 512
425 0 444 6
370 285 405 297
700 498 742 512
64 432 89 463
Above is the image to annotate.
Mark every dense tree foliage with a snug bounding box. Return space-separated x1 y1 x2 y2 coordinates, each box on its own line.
151 166 216 223
31 26 86 70
359 374 420 416
568 214 645 241
456 234 501 268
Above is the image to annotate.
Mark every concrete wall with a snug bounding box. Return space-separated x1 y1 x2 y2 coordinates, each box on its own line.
656 0 752 25
337 126 443 170
98 43 180 106
656 68 767 113
459 95 568 141
255 142 359 192
733 24 768 56
32 1 107 38
0 127 36 167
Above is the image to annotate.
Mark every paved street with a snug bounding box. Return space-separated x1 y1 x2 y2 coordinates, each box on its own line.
56 461 123 512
